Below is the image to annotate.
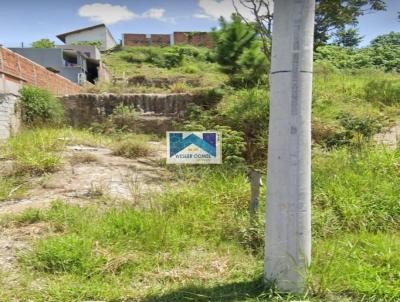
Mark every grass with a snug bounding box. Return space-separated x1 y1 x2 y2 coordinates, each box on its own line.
312 146 400 237
0 128 156 175
311 232 400 300
0 128 156 202
0 47 399 300
313 70 400 127
88 46 228 94
0 145 398 301
112 138 154 158
0 176 29 201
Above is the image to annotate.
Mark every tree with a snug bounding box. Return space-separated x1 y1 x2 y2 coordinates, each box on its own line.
234 0 386 50
334 27 363 47
314 0 386 48
213 14 269 87
232 0 273 57
370 32 400 47
31 38 55 48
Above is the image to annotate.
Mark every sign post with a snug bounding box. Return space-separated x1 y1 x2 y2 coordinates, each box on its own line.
265 0 315 292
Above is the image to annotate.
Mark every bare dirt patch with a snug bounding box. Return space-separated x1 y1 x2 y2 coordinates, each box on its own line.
0 142 170 215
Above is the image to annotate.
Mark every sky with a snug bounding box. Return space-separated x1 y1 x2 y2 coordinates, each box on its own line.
0 0 398 48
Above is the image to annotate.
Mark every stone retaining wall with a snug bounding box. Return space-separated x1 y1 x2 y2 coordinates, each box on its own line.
60 93 196 127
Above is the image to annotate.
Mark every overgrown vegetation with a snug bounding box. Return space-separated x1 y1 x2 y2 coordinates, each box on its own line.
1 14 400 302
94 45 226 94
0 145 398 300
20 86 64 126
212 15 269 87
112 136 154 158
31 38 55 48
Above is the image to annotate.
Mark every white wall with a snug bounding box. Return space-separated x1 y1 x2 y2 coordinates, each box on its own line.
0 94 21 140
105 30 117 50
0 76 22 95
65 27 116 51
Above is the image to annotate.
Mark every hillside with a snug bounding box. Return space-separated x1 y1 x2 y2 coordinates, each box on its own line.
0 37 399 301
87 46 228 94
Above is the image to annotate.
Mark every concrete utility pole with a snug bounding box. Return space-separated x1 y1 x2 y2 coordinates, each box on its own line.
265 0 315 293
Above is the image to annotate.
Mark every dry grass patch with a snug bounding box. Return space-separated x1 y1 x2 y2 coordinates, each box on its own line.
112 139 154 158
69 152 98 165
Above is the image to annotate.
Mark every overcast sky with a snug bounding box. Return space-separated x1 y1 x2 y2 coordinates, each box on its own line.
0 0 399 47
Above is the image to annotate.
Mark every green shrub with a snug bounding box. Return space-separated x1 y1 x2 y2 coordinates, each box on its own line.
215 125 246 164
181 64 200 74
219 89 270 163
91 105 139 134
323 113 382 149
365 79 400 105
178 118 246 165
315 44 400 72
213 15 269 88
313 61 339 76
19 86 64 126
121 52 147 63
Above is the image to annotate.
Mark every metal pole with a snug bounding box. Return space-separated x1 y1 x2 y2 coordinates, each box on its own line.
265 0 315 293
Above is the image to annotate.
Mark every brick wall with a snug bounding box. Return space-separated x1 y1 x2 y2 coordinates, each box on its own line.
0 47 81 96
174 32 214 48
123 34 150 47
150 34 171 47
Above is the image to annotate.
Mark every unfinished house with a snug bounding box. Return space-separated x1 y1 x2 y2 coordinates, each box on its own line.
56 24 117 51
10 45 104 84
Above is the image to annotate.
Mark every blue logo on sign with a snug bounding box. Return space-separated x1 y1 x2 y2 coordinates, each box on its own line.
169 133 217 157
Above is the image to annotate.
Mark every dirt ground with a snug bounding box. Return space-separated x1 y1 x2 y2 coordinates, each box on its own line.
0 141 170 279
0 142 169 215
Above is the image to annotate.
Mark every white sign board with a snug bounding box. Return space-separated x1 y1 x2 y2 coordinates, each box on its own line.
166 131 222 164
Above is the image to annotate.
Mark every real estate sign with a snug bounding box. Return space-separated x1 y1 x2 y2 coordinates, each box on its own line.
166 131 222 164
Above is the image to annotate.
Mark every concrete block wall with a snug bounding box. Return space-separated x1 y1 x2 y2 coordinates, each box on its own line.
0 47 81 96
0 94 21 140
123 32 214 48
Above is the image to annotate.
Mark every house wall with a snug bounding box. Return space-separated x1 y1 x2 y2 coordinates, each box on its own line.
58 45 101 60
105 29 118 49
65 27 116 51
0 47 81 95
59 66 83 83
10 48 64 71
9 48 96 84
